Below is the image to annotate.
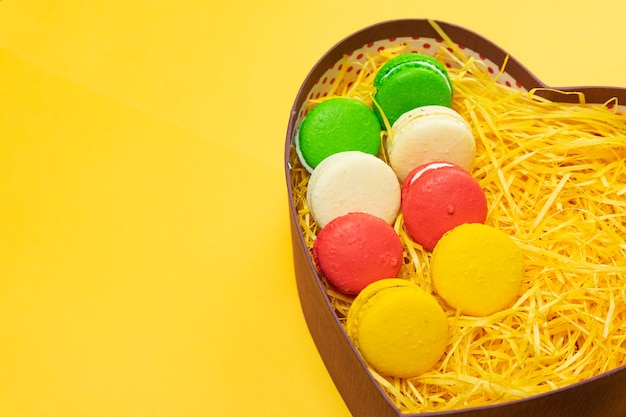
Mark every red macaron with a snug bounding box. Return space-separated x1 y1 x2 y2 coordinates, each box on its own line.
312 212 404 294
401 162 488 251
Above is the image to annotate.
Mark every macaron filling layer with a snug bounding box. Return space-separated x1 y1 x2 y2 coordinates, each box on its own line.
375 59 452 96
408 162 454 186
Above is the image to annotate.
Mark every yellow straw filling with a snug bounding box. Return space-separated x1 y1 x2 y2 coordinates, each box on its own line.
290 24 626 413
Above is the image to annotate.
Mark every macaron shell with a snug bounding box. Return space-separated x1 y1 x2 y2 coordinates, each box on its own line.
373 54 453 127
296 97 381 172
388 105 476 182
431 223 524 316
401 162 488 251
306 151 401 228
312 212 403 294
347 279 413 335
374 53 449 87
347 278 448 378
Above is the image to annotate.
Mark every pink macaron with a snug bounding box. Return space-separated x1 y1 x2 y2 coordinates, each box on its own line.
312 212 404 294
401 162 487 251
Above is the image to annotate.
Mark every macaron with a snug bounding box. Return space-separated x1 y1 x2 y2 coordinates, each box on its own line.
312 212 403 294
306 151 401 229
373 53 453 128
431 223 524 316
401 162 487 251
296 97 382 173
346 278 448 378
387 105 476 182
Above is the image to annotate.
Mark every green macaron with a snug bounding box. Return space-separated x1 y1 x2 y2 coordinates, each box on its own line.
373 53 453 128
296 97 381 172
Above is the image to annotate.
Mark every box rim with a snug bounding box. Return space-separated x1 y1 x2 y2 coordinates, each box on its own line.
284 18 626 417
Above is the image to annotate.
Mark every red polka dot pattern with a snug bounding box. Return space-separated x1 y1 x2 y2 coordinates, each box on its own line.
294 36 525 124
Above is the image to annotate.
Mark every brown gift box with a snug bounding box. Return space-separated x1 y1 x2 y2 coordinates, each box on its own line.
284 19 626 417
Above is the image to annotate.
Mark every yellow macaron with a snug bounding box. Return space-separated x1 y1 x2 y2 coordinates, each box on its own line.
346 278 448 378
431 223 524 316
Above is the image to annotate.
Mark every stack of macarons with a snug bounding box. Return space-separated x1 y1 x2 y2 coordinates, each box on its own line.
372 54 485 251
305 150 404 293
344 222 524 379
296 52 525 379
296 53 463 174
297 96 404 294
297 52 485 253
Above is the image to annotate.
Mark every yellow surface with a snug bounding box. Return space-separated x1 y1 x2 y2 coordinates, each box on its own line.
1 1 625 416
347 279 448 378
431 224 524 316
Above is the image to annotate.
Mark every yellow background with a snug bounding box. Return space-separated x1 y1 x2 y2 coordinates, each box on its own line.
1 1 625 416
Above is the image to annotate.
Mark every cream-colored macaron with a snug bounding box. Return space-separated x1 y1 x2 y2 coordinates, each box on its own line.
306 151 401 229
387 105 476 182
346 278 448 378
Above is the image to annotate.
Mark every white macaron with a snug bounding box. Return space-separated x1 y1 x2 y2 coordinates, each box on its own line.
306 151 401 229
387 105 476 183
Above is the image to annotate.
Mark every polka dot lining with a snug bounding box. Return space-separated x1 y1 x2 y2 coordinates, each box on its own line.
294 36 523 126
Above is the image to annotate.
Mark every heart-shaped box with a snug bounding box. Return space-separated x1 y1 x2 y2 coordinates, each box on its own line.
284 19 626 417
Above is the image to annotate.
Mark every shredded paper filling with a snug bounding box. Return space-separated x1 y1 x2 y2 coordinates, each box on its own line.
290 21 626 413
